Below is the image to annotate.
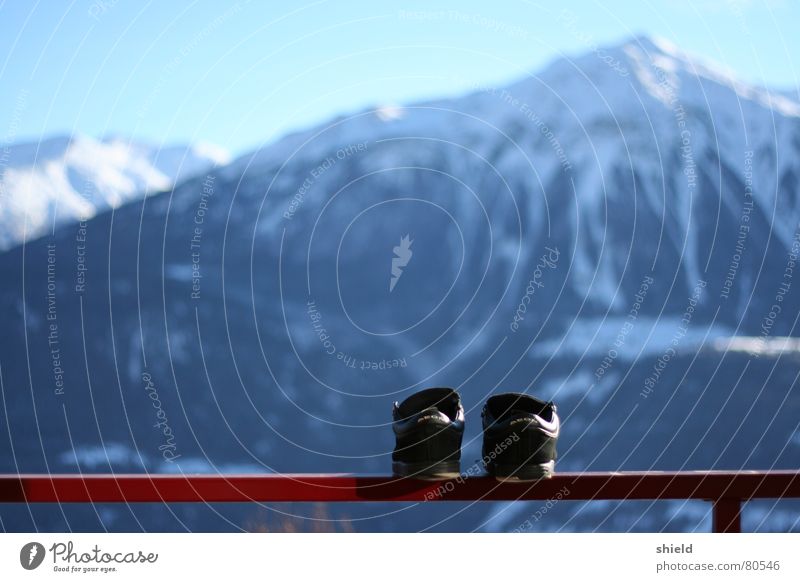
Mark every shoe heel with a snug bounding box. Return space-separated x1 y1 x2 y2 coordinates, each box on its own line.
489 460 554 482
392 460 461 480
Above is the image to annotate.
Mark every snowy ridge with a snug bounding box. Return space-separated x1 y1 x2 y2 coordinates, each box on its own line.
220 35 800 313
0 134 230 250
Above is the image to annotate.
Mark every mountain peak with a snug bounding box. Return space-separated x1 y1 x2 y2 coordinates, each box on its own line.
624 34 681 57
543 34 800 118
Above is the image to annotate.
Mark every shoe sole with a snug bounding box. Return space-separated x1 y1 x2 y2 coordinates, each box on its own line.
392 460 461 480
487 460 555 482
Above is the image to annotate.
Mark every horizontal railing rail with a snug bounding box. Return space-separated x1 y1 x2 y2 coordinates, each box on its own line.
2 471 799 532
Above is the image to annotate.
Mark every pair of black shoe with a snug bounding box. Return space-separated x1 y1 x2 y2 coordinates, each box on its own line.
392 387 559 481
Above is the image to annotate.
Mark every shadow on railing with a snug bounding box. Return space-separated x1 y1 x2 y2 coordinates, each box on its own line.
2 470 799 532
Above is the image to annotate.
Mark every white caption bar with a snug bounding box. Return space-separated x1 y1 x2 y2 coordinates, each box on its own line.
0 533 796 580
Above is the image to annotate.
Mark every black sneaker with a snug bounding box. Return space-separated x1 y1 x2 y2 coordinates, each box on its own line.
392 387 464 479
481 393 559 481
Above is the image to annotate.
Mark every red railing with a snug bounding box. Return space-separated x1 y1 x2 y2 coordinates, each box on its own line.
2 471 799 532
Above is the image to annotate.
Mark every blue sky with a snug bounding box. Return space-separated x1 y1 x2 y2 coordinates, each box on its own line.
1 0 798 158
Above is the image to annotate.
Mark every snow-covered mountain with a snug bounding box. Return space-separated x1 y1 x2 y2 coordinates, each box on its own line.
1 36 799 532
0 134 230 250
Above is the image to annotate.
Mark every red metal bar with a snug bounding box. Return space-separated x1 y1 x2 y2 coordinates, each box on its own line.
2 471 797 532
1 470 798 503
712 498 742 533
